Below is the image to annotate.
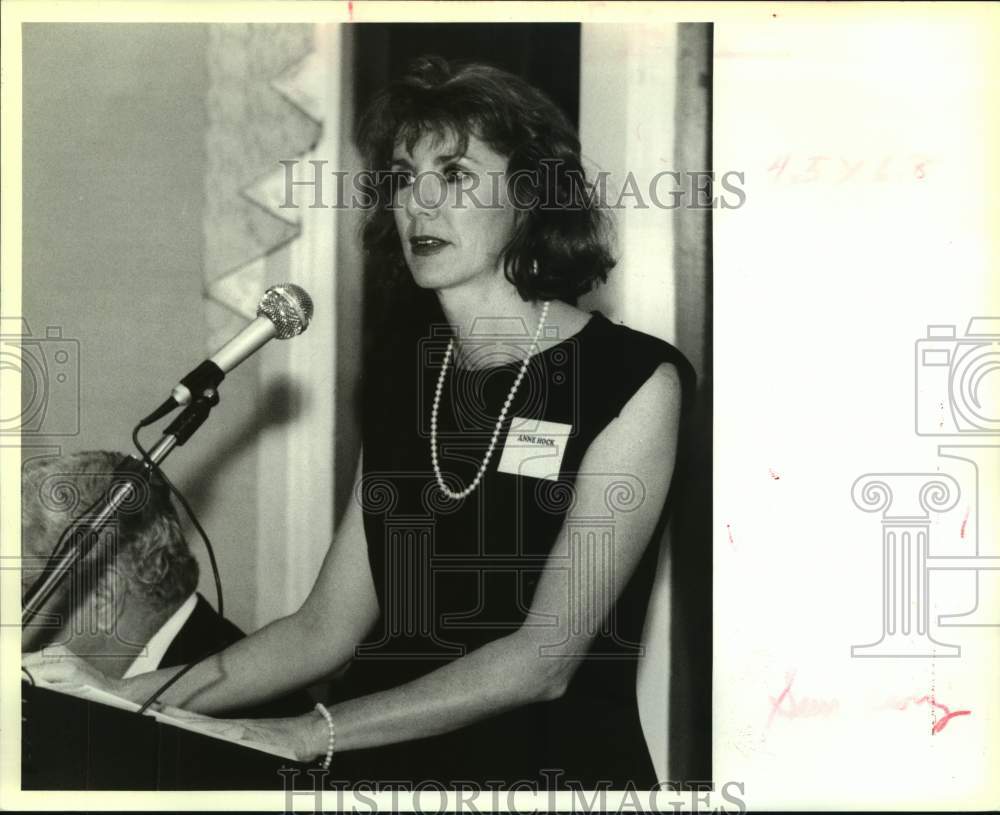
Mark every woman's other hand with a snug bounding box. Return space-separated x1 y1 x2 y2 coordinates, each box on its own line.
22 646 123 696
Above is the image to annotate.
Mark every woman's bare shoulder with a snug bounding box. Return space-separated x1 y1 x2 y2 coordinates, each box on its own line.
618 362 683 432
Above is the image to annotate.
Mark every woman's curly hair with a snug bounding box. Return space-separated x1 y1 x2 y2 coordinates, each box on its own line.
355 55 615 303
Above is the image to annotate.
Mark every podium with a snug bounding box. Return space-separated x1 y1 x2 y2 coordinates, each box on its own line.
22 683 308 790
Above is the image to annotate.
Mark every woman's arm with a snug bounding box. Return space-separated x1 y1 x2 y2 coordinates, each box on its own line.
297 362 683 755
26 452 380 714
27 363 682 762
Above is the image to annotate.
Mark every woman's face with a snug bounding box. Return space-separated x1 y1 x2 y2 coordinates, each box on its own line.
391 131 518 294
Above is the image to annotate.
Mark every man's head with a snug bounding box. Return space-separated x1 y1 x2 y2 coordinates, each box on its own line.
21 450 199 676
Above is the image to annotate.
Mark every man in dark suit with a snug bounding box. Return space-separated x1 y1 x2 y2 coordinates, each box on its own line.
21 450 310 717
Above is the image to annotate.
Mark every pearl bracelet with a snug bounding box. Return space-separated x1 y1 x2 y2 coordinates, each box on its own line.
314 703 335 770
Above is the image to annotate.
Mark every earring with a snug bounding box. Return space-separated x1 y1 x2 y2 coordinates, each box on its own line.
531 259 539 277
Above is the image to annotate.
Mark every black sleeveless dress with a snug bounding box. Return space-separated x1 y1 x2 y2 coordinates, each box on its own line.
331 310 695 789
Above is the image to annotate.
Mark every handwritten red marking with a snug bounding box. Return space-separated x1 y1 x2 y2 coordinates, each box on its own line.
960 506 969 539
895 695 971 734
933 709 971 734
767 672 838 727
839 158 865 182
874 156 891 182
771 155 933 184
793 156 829 184
725 523 735 549
768 468 780 480
348 0 353 20
767 673 795 728
767 155 790 180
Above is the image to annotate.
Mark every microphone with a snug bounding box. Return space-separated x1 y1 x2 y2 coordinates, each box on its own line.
140 283 314 426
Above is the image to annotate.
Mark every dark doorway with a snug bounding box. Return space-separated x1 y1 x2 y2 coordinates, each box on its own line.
353 23 581 129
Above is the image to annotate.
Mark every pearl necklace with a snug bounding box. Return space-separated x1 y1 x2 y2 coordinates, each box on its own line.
431 300 551 500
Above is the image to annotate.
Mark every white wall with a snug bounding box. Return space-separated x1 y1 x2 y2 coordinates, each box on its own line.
579 22 707 783
253 24 364 628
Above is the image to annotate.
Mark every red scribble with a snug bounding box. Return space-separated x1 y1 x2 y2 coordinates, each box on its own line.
895 695 971 734
768 468 780 480
767 672 839 727
960 506 969 539
725 523 735 549
767 673 795 727
347 0 353 20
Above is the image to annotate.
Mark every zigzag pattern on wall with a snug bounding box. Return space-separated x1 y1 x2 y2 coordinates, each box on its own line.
203 25 324 351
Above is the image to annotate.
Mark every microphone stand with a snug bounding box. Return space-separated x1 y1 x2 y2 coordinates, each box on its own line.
21 388 220 629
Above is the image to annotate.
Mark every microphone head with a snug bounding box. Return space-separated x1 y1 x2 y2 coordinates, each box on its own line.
257 284 314 339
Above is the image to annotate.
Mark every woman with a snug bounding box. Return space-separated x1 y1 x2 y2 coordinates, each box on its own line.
26 56 694 790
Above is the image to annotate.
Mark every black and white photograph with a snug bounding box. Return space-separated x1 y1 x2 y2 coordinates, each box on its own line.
2 2 996 813
10 12 713 803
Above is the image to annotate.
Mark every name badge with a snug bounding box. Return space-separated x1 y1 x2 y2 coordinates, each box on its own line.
497 417 573 481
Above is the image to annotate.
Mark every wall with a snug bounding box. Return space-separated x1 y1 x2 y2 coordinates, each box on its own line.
21 24 262 630
579 22 713 783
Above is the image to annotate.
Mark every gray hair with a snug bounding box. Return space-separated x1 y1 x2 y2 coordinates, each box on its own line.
21 450 199 609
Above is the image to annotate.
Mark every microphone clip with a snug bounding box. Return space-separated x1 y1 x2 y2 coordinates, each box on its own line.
138 361 226 428
164 388 220 446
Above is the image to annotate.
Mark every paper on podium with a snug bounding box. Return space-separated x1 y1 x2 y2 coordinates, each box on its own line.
30 680 299 761
32 679 142 713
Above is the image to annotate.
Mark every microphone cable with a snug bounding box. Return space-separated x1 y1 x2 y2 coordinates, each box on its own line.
130 419 228 715
136 641 228 716
131 421 224 618
127 283 315 714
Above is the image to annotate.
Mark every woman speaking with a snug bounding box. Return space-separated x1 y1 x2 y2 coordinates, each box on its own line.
26 56 695 790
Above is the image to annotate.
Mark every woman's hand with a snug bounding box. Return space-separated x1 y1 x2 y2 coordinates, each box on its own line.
155 705 329 764
24 648 325 762
23 646 123 696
